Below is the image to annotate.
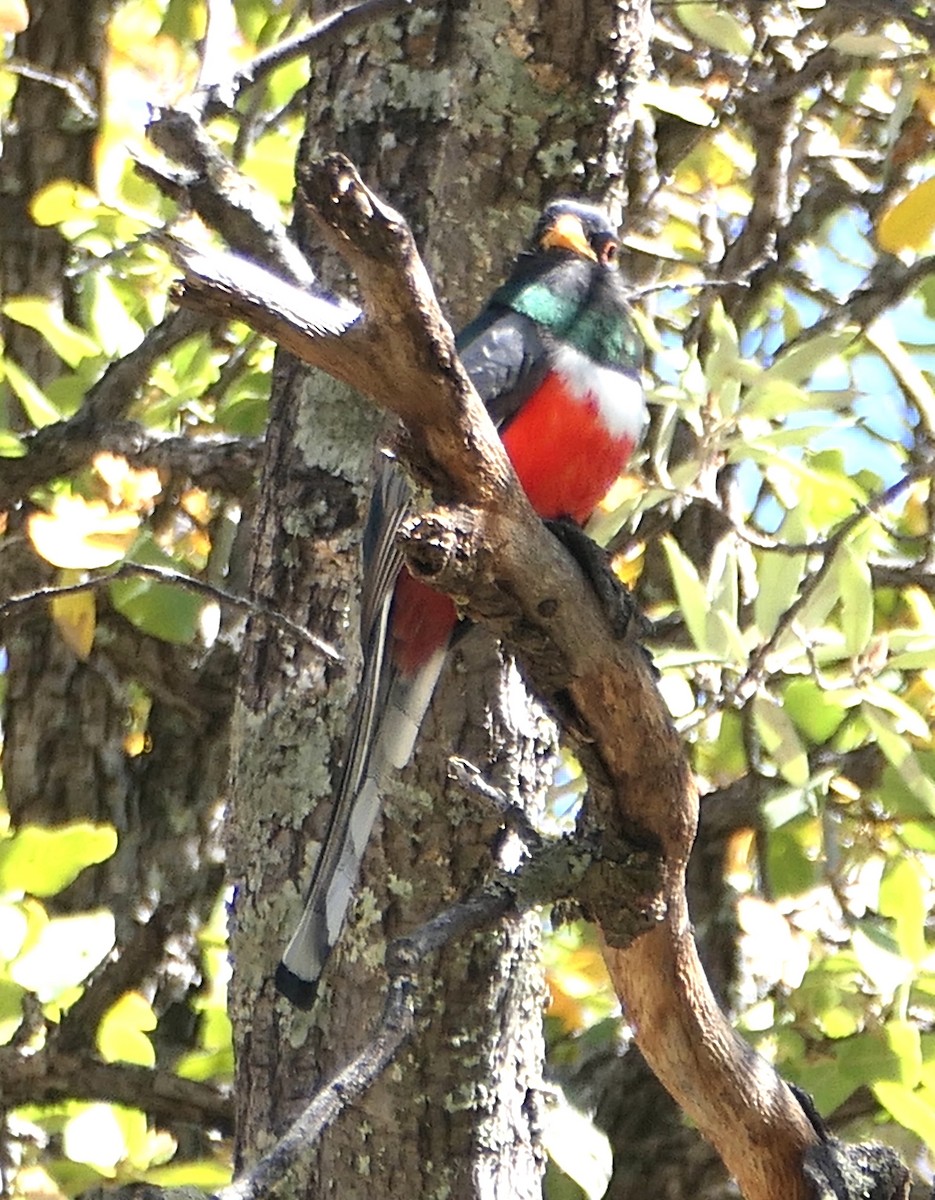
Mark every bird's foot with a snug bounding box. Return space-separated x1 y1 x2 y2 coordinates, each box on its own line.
545 518 637 640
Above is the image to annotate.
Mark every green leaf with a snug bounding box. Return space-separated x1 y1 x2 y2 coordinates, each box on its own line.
98 992 157 1067
782 678 850 744
754 547 805 640
543 1088 612 1200
3 297 100 368
766 815 820 896
0 978 25 1047
790 1054 857 1115
675 2 754 54
852 923 913 995
705 539 745 661
0 430 26 457
110 538 205 645
879 858 927 965
10 910 115 1000
837 1030 904 1089
753 694 811 787
872 1082 935 1146
742 377 812 418
883 1020 923 1088
764 331 858 388
703 300 744 418
0 823 117 897
661 536 709 652
863 705 935 816
176 1044 235 1083
1 357 62 427
839 543 874 658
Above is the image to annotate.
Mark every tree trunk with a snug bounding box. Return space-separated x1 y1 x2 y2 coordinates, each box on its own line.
226 0 652 1194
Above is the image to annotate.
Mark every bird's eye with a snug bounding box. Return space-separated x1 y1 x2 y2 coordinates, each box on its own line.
599 239 618 265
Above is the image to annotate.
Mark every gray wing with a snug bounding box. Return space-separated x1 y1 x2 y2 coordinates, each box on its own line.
276 458 447 1008
457 308 548 429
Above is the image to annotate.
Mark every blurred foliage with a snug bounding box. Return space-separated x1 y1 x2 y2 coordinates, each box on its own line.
2 0 935 1195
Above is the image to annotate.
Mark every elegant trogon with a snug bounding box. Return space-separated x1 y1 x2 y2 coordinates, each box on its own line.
276 201 646 1008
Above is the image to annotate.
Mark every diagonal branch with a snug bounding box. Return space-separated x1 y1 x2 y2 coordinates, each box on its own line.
173 152 829 1200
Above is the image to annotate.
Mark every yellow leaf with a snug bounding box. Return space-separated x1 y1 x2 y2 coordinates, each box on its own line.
98 990 156 1066
94 452 162 510
180 487 212 524
28 495 139 569
51 590 96 659
123 730 149 757
877 177 935 255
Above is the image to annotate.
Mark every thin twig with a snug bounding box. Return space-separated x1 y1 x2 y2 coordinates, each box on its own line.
0 563 342 663
729 466 929 702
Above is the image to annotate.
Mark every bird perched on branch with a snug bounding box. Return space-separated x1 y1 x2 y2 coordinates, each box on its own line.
276 200 646 1008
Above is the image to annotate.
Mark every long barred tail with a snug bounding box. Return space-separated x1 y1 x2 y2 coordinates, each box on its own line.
275 648 448 1008
275 461 449 1009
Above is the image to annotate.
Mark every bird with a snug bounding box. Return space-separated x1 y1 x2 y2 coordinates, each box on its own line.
275 200 646 1009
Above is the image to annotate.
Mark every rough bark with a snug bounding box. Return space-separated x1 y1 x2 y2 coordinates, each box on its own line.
225 2 652 1197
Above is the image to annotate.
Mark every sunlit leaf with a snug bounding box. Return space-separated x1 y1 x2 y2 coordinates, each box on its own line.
840 543 874 658
544 1089 613 1200
10 910 115 1000
661 536 709 652
51 590 96 660
763 332 858 388
639 80 715 126
742 377 812 418
3 297 100 368
866 317 935 431
879 858 927 965
754 547 805 640
62 1104 127 1173
28 495 139 569
0 978 25 1046
675 3 753 55
0 822 117 897
85 275 145 359
852 923 913 995
0 901 28 958
93 452 162 510
30 180 100 229
873 1082 935 1147
144 1160 232 1188
0 429 26 457
1 357 61 427
0 0 28 32
831 32 905 56
98 992 157 1067
877 177 935 255
753 695 811 788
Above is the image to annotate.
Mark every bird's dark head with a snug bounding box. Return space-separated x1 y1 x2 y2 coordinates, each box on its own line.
533 200 619 267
